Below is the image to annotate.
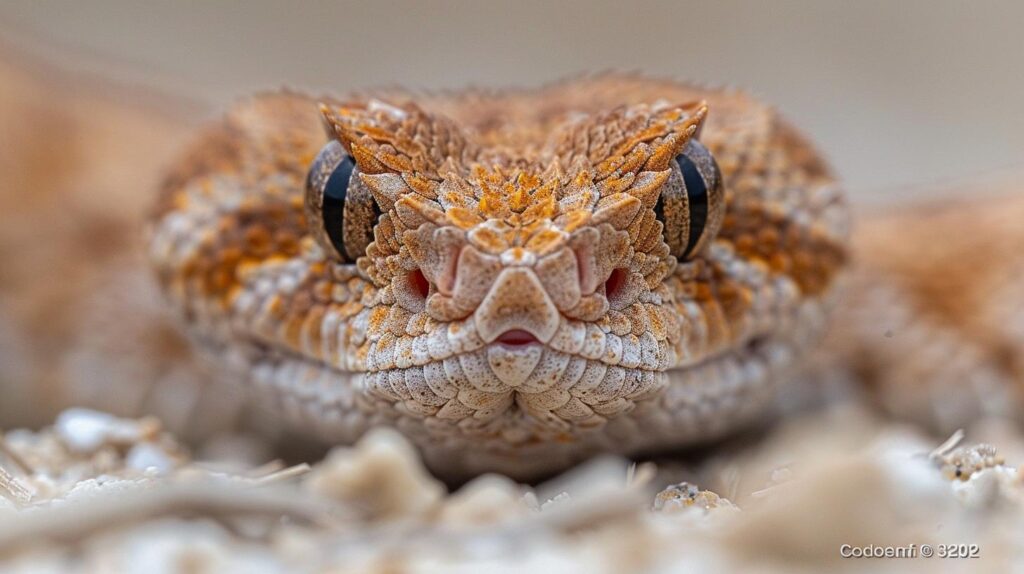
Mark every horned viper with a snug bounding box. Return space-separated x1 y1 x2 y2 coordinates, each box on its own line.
146 77 848 476
2 64 1021 479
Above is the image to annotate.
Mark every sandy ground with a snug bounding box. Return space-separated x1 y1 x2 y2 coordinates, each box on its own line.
2 405 1023 572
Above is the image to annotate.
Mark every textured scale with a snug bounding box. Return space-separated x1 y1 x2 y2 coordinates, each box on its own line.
148 76 849 477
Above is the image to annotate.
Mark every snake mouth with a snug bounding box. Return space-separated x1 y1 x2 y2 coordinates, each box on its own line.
494 329 540 346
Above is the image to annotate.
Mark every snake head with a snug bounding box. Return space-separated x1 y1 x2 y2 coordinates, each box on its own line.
151 80 847 477
305 99 729 414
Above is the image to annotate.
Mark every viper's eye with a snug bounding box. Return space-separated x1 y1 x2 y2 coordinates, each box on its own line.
305 139 379 261
655 139 725 260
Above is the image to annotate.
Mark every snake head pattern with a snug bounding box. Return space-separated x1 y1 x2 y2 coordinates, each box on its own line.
149 77 848 477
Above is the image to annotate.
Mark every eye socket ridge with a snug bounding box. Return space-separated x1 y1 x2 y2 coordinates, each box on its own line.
675 151 710 260
654 139 724 261
305 139 380 262
320 148 356 259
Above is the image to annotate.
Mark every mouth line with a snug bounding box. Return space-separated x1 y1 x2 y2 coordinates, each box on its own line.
249 331 777 389
669 335 771 372
493 329 541 346
248 312 775 378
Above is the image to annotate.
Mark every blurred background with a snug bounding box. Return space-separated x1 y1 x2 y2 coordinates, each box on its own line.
2 0 1023 203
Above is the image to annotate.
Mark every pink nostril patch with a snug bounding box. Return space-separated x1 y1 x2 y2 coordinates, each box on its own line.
495 329 539 346
605 268 629 300
409 269 430 299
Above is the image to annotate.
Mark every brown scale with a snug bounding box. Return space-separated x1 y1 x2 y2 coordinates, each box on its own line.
721 207 845 296
177 197 307 305
151 124 245 220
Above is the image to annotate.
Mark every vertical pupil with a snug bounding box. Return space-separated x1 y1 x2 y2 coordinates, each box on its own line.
322 154 355 259
676 152 708 259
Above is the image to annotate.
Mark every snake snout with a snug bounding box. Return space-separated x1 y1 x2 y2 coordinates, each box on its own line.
474 266 560 344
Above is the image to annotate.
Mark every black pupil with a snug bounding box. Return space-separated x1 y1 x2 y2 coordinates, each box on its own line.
322 154 355 259
676 152 708 259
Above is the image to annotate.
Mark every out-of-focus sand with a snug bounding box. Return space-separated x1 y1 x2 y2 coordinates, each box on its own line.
2 406 1022 572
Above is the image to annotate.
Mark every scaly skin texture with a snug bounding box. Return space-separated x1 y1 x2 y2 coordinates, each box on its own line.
830 193 1024 431
148 77 848 477
3 53 1023 480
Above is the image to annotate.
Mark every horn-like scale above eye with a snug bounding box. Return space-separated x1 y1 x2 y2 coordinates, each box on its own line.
655 139 725 260
304 139 379 262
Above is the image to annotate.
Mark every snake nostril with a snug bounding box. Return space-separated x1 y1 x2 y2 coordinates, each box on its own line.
605 268 628 300
409 269 430 299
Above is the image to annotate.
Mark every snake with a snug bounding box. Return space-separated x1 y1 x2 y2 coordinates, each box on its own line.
147 76 850 477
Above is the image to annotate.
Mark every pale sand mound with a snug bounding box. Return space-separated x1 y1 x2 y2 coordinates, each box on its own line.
1 406 1020 572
